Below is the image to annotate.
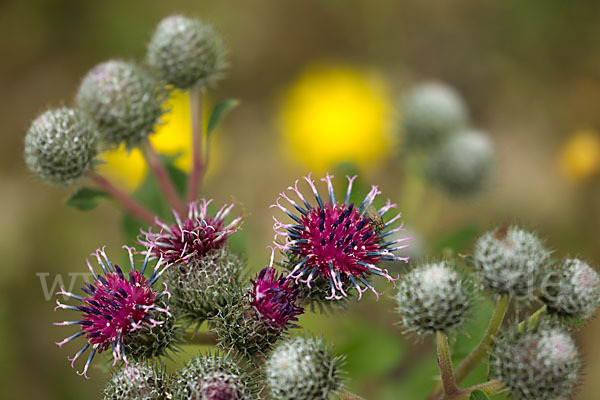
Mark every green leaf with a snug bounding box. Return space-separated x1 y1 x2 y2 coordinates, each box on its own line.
206 98 240 136
470 389 490 400
433 225 480 254
65 187 110 211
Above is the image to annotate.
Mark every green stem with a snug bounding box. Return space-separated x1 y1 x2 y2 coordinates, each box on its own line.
517 305 547 332
447 380 505 400
399 156 427 220
429 295 510 400
454 295 510 383
436 331 459 397
339 389 366 400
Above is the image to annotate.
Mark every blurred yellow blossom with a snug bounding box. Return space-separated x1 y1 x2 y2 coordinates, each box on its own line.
96 89 221 192
278 63 396 171
558 129 600 183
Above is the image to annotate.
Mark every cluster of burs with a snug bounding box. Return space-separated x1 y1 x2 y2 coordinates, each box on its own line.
24 15 345 400
401 81 495 197
396 224 600 399
23 8 600 400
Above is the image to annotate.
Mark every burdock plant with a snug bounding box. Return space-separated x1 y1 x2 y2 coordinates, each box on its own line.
24 12 600 400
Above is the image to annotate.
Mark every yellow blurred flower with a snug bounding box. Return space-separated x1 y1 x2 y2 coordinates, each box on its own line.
278 63 396 171
558 129 600 183
96 89 221 192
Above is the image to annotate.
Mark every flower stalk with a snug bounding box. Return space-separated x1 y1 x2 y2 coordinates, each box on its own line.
142 138 186 215
429 294 510 400
453 294 510 383
187 88 205 202
87 171 155 225
436 331 459 397
339 389 367 400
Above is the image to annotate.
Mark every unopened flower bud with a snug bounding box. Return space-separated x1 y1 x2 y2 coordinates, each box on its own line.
265 336 345 400
542 258 600 323
395 261 474 336
426 129 494 196
473 225 551 300
76 60 166 149
171 350 260 400
402 82 468 149
147 15 227 90
103 362 167 400
24 107 99 186
490 324 581 400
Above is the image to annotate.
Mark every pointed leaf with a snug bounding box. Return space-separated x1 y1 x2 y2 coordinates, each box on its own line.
470 389 490 400
206 98 240 136
65 187 110 211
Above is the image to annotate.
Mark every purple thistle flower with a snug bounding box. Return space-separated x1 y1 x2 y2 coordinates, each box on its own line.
272 173 410 301
250 249 304 328
54 246 170 378
140 199 242 264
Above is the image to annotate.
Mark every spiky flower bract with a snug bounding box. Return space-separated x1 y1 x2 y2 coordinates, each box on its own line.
401 82 468 149
272 173 410 303
147 15 227 90
171 350 260 400
163 247 244 326
24 107 99 186
103 362 168 400
140 199 241 265
426 129 494 196
395 261 475 336
265 336 345 400
76 60 167 149
54 247 175 378
489 323 581 400
212 252 304 359
542 258 600 323
473 225 551 300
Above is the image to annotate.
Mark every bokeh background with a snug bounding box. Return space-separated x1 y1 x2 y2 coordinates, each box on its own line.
2 1 600 399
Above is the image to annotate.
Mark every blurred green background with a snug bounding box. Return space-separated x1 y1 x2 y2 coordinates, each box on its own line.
2 0 600 399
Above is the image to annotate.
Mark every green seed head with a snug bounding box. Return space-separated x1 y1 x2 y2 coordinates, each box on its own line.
490 324 581 400
76 60 166 149
426 129 494 196
265 336 345 400
103 362 167 400
211 287 284 360
542 258 600 323
24 107 99 186
473 225 551 300
171 350 260 400
123 301 182 361
147 15 227 90
402 82 468 149
163 247 245 326
395 261 475 336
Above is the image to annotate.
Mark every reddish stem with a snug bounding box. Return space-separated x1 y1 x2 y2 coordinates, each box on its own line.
187 89 204 203
87 171 155 225
142 139 186 215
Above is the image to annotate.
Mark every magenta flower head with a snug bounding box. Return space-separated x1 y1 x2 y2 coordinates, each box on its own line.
54 246 171 378
140 199 242 264
212 250 304 358
250 250 304 329
272 173 410 302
